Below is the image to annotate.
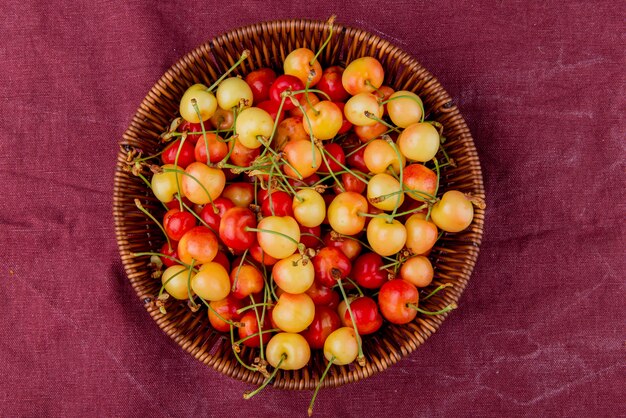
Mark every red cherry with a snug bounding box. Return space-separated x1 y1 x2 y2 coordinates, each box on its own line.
312 247 351 287
161 139 196 168
159 242 178 267
378 279 419 325
261 191 294 217
334 171 367 195
249 241 279 266
345 142 369 173
352 252 387 289
322 233 362 261
305 279 336 305
301 306 341 349
287 173 320 189
219 207 257 251
318 143 345 174
299 225 322 249
212 251 231 272
208 295 243 333
342 296 383 335
257 100 286 124
327 290 341 310
238 310 273 348
194 133 229 164
245 68 277 103
165 196 193 210
269 75 304 111
333 102 353 134
163 208 197 241
199 197 235 232
229 139 261 167
178 121 210 145
317 66 349 102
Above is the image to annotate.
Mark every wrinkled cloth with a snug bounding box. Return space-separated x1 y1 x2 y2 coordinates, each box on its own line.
0 1 624 417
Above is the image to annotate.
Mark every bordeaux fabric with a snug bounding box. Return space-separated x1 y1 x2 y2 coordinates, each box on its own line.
0 1 623 417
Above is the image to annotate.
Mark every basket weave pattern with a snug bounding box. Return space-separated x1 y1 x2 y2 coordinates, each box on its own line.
113 19 485 390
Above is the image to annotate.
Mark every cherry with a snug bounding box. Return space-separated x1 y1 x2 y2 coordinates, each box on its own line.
317 66 349 102
352 252 387 289
163 208 196 241
269 74 304 111
219 207 257 251
333 102 353 134
323 233 362 261
161 265 194 300
318 143 345 174
301 305 341 350
228 139 261 167
177 226 218 264
249 241 279 266
261 191 294 217
165 196 193 210
341 296 383 335
257 99 286 124
178 120 208 145
344 141 369 173
299 225 322 250
222 182 255 208
238 310 272 348
199 197 234 232
312 247 351 287
334 171 366 194
208 295 243 333
159 242 179 267
305 279 336 305
212 251 231 272
266 332 311 371
378 279 419 325
230 264 264 299
194 133 228 164
245 68 277 103
161 139 196 168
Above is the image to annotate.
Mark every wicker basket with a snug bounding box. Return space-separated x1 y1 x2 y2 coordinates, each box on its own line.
113 18 485 390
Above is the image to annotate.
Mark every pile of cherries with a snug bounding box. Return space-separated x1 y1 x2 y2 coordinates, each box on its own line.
127 21 480 414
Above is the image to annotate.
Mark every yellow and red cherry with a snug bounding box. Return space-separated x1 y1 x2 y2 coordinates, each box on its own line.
209 108 234 130
238 310 273 348
245 68 277 103
367 173 405 211
323 327 359 365
378 279 419 324
275 116 309 150
272 254 315 294
322 233 362 261
191 261 231 301
327 191 368 235
249 241 279 266
228 139 260 167
230 263 264 299
403 164 437 201
163 208 196 242
266 332 311 370
292 189 326 228
366 217 407 257
216 76 253 110
177 226 218 264
161 265 195 300
303 100 343 140
179 84 217 123
269 74 304 111
354 121 387 142
256 216 301 260
317 66 349 102
289 92 320 117
284 47 322 86
387 90 423 127
397 122 440 162
161 139 195 168
344 93 383 126
283 139 322 178
312 246 351 288
222 182 254 208
431 190 475 232
352 252 387 289
181 162 226 205
400 256 434 288
341 57 385 96
235 107 275 149
199 197 234 232
194 133 228 164
341 296 383 335
208 295 243 333
363 139 406 174
405 214 438 255
219 207 257 251
300 305 341 350
272 292 315 333
334 172 366 194
151 164 183 203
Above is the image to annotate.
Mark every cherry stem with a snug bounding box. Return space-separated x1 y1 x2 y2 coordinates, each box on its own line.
407 302 457 315
336 280 364 364
290 88 332 102
236 302 274 315
310 15 335 66
243 354 286 399
230 324 259 373
134 199 173 251
191 100 211 166
207 50 250 92
343 277 364 297
365 79 383 97
304 77 320 116
245 227 300 247
320 148 345 192
308 356 335 416
386 139 405 218
134 172 169 212
249 295 266 361
344 138 374 158
169 129 234 136
231 249 249 292
321 148 370 184
259 95 288 159
234 328 279 345
364 111 401 133
172 129 188 211
380 95 425 123
133 148 165 162
300 232 326 246
179 198 218 235
132 251 192 269
421 283 453 301
257 136 304 180
433 157 441 199
387 203 429 219
199 296 242 328
268 272 279 301
186 259 197 307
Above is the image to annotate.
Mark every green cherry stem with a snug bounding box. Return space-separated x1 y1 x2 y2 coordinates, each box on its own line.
259 95 288 159
320 148 345 192
198 296 242 328
407 302 457 316
421 283 453 301
386 139 404 219
309 15 335 66
230 324 259 373
321 148 370 184
207 50 251 92
231 249 249 292
308 355 335 417
364 111 401 133
336 279 364 365
132 251 192 269
157 267 187 298
343 277 364 297
290 88 332 101
249 294 266 361
236 302 275 315
134 199 173 251
234 328 279 345
191 100 211 166
186 259 197 307
243 354 286 400
245 227 303 250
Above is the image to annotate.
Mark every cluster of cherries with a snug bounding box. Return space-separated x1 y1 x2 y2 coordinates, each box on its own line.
127 20 480 415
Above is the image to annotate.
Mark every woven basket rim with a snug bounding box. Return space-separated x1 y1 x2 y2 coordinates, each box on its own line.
113 17 485 390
